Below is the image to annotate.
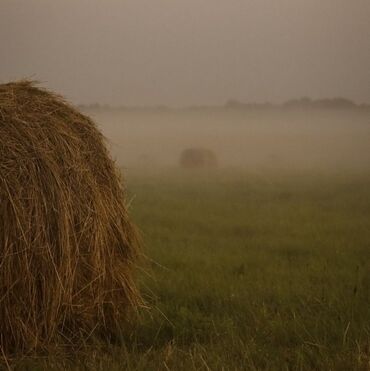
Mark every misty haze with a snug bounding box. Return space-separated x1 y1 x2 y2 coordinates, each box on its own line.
86 103 370 173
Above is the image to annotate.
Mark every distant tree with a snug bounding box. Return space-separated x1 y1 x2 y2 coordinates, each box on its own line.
283 97 313 108
283 97 358 110
314 98 356 109
225 99 244 109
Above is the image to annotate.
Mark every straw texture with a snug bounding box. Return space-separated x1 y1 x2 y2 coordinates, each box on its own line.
0 81 141 358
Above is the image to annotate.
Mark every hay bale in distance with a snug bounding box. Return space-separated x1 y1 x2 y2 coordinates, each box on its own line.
0 81 141 357
179 148 218 169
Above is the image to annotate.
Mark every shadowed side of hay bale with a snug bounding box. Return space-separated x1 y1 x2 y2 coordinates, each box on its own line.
0 81 141 357
179 148 218 169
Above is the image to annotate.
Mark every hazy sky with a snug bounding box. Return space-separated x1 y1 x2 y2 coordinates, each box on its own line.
1 0 369 106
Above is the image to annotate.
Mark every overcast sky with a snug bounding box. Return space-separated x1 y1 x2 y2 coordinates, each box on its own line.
1 0 369 106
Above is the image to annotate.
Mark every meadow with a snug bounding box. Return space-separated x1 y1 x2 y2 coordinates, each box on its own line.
24 168 370 370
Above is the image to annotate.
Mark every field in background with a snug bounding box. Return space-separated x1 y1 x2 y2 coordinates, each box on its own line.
88 108 370 172
20 107 370 370
27 168 370 370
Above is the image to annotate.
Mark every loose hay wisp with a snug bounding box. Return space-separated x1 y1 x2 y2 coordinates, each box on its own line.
0 81 141 358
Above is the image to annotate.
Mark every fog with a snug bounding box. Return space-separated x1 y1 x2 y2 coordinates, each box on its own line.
1 0 370 106
2 1 370 173
86 107 370 173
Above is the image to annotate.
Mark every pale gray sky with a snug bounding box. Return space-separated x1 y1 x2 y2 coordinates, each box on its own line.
1 0 369 106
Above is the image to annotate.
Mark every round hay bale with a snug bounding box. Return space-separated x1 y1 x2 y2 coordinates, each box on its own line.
179 148 218 169
0 81 141 357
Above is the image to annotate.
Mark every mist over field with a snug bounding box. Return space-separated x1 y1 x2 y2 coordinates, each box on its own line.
2 0 369 177
86 106 370 173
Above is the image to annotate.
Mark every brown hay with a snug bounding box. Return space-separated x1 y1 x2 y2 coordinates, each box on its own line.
180 148 218 169
0 81 141 358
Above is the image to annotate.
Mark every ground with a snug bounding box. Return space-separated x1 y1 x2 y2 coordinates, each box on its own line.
19 169 370 370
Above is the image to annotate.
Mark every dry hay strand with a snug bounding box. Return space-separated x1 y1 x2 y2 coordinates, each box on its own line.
0 81 141 358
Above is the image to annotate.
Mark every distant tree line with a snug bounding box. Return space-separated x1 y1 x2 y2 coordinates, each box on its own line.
79 97 370 112
225 97 369 111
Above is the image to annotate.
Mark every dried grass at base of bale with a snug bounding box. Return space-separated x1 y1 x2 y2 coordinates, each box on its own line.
0 81 141 359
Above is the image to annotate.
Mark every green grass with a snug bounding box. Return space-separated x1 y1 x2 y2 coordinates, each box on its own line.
17 169 370 370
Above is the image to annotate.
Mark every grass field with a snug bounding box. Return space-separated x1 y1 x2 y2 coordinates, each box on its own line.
21 169 370 370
